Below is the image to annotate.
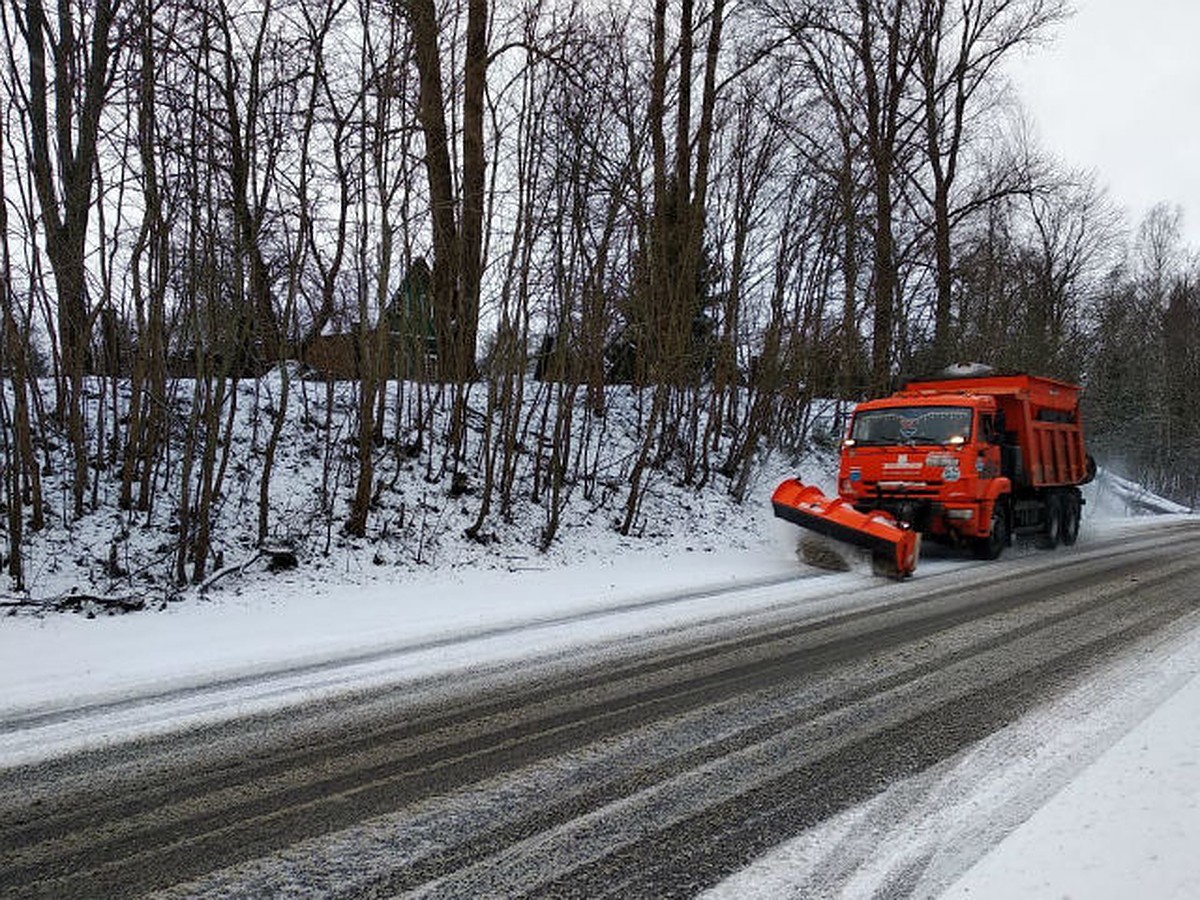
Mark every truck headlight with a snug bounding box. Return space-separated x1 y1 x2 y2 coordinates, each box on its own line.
946 508 974 520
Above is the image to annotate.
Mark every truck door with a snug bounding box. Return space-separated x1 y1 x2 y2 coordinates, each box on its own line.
978 413 1002 479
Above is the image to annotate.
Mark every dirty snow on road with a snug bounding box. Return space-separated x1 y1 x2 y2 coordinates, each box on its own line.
703 538 1200 899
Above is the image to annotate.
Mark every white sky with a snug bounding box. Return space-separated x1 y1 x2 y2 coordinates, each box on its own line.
1007 0 1200 251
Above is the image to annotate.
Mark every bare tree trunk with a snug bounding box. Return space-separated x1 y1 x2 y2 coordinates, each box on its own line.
406 0 487 384
457 0 486 380
860 0 908 393
122 0 162 511
1 136 29 584
20 0 121 518
214 0 282 367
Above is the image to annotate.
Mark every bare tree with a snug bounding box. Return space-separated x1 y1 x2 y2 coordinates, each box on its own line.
1085 206 1199 504
915 0 1065 363
1023 170 1119 373
767 0 921 392
8 0 124 518
260 0 350 543
119 0 172 513
404 0 488 383
0 106 42 587
347 0 407 538
621 0 727 533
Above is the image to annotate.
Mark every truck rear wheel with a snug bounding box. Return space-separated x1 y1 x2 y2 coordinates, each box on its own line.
973 504 1007 560
1039 494 1062 549
1062 493 1081 546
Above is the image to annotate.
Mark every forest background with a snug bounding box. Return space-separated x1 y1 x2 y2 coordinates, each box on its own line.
0 0 1197 597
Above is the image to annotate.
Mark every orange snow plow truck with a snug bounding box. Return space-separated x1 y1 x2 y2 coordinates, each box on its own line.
772 370 1095 578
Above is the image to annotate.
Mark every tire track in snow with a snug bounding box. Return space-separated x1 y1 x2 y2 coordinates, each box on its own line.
1 523 1199 898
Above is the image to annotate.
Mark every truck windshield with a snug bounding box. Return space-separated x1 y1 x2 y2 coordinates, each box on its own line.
850 406 972 445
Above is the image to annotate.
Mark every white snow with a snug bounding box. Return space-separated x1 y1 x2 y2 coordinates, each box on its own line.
1094 467 1194 516
2 474 1198 897
0 539 828 763
944 666 1200 900
702 541 1200 899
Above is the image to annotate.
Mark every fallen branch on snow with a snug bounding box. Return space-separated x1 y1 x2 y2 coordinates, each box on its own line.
198 547 299 594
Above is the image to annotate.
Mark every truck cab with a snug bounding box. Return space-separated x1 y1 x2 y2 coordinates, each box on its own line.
837 394 1008 551
835 372 1093 559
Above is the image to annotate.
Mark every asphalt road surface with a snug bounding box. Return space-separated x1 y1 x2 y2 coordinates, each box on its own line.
3 520 1200 899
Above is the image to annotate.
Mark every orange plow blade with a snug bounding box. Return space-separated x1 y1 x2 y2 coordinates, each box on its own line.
771 479 920 578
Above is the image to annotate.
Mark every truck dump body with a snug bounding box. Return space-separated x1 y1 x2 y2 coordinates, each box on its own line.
772 370 1093 576
901 374 1089 489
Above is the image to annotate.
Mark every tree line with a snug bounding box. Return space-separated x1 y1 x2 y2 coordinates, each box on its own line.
0 0 1196 591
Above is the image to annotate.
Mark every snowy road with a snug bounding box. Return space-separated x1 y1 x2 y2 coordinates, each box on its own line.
2 521 1200 898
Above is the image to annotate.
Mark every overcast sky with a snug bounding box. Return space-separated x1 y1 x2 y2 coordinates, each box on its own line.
1006 0 1200 252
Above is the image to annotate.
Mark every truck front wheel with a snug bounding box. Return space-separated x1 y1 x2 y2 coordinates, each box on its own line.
974 503 1007 560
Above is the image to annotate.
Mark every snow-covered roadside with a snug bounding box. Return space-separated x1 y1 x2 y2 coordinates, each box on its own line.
944 659 1200 900
0 467 1151 720
0 445 816 758
0 528 824 765
0 537 802 714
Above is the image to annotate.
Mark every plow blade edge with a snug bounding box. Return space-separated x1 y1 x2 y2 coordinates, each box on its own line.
771 479 920 578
